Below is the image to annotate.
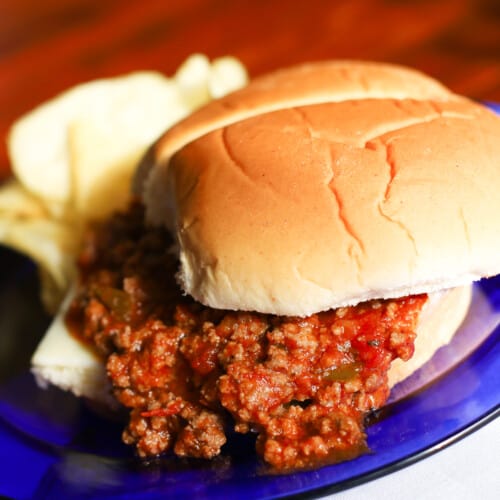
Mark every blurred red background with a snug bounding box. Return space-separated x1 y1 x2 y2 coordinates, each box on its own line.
1 0 499 179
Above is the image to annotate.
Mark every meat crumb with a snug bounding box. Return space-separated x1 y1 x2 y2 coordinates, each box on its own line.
67 202 427 471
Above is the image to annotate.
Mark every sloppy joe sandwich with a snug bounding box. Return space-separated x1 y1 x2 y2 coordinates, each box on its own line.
31 60 500 471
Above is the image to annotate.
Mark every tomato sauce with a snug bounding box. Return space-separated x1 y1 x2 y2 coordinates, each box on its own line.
67 202 427 471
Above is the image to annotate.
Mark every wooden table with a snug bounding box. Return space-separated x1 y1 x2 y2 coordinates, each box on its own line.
1 0 499 180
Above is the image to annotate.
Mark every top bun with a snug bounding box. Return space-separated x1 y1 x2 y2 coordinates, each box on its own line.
142 61 500 316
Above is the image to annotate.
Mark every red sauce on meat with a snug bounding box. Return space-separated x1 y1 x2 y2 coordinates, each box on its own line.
67 202 427 471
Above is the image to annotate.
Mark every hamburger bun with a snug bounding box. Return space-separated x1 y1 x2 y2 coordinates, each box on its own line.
136 60 451 201
141 61 500 316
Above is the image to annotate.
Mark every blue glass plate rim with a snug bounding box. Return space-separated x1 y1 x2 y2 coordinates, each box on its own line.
1 251 499 500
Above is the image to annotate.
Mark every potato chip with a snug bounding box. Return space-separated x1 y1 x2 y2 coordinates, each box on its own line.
209 56 249 98
174 54 213 108
68 56 248 221
8 72 179 206
0 180 77 310
0 218 77 280
7 55 247 214
68 120 141 220
175 54 249 108
0 179 48 219
2 54 248 312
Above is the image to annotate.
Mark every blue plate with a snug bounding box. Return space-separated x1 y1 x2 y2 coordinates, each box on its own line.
1 250 499 500
1 102 499 499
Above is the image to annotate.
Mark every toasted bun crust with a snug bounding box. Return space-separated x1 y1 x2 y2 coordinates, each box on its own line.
139 60 451 225
143 63 500 316
141 61 500 315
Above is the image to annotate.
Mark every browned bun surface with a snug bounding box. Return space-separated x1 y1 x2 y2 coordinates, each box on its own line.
143 61 500 315
139 60 451 222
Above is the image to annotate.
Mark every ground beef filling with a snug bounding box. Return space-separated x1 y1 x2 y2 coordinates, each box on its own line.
67 203 427 471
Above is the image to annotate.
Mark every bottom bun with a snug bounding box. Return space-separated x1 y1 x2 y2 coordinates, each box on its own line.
388 285 472 387
31 287 116 408
32 286 472 407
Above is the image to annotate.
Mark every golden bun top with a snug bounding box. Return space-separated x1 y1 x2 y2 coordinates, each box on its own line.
141 61 500 315
138 61 451 217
